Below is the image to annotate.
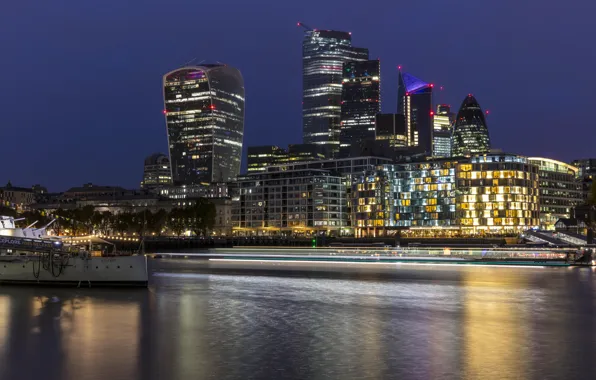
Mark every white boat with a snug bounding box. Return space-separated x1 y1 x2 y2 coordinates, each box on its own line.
0 216 148 287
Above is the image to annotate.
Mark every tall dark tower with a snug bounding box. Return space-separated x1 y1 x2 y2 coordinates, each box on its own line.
397 70 433 154
339 59 381 157
163 65 245 185
451 94 490 156
301 25 368 157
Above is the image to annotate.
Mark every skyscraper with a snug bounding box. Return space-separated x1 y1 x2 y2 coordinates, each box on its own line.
397 70 433 154
339 59 380 157
163 65 245 185
451 94 490 157
301 28 368 157
432 104 455 157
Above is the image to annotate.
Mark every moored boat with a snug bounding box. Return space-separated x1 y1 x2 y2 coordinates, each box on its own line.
0 216 148 287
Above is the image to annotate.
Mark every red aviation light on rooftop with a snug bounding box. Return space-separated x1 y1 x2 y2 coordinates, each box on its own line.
398 65 402 70
430 83 434 88
430 111 434 116
162 110 167 115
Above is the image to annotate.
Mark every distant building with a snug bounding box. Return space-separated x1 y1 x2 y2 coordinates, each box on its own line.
0 182 35 210
375 114 407 148
141 153 172 189
246 144 327 173
63 183 129 200
163 64 245 185
528 158 584 229
302 28 368 157
397 70 434 154
571 158 596 179
432 104 455 157
451 95 490 156
339 60 380 156
247 146 287 173
159 182 237 200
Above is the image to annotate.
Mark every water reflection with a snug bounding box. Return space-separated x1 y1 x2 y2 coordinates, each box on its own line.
0 288 146 380
0 262 595 380
462 269 531 379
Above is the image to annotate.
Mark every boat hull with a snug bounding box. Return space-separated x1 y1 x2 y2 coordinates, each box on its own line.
0 255 148 287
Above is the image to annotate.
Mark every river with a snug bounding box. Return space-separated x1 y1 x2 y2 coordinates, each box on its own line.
0 259 595 380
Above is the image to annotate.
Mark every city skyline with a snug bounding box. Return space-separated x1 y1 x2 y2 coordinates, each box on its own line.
2 0 594 190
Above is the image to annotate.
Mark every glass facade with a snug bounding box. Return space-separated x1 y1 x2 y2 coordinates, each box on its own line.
397 71 433 153
339 60 380 156
350 154 541 236
528 157 583 229
351 160 456 236
302 30 368 157
247 146 287 173
432 105 454 157
375 114 407 148
451 95 490 157
456 155 539 230
163 65 245 185
246 144 327 173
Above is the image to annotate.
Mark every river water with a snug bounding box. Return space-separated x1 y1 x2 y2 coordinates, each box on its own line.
1 259 595 380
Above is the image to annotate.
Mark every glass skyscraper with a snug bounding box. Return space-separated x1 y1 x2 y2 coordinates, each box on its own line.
451 94 490 157
432 104 455 157
397 71 433 154
163 65 245 185
302 29 368 157
339 60 380 157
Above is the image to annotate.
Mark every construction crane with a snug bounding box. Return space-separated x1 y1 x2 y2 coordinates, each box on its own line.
297 22 314 31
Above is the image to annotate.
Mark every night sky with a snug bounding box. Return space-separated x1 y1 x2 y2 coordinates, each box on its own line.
1 0 594 191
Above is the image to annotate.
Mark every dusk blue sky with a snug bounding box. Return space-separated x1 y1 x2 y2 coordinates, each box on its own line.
1 0 594 191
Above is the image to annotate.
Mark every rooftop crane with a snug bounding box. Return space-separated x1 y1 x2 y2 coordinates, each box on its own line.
297 22 314 31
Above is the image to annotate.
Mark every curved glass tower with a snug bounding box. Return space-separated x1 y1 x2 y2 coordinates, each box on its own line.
451 95 490 157
163 65 245 185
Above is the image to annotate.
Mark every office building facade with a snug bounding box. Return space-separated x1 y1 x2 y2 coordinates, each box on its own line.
351 160 457 237
528 157 583 229
339 60 380 156
141 153 172 189
375 114 408 148
456 154 539 231
247 144 327 173
163 65 245 185
451 94 490 157
233 169 347 236
397 71 434 153
350 154 540 236
302 29 368 156
432 104 455 157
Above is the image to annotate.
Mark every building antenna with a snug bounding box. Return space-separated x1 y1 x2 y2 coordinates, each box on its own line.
182 57 198 66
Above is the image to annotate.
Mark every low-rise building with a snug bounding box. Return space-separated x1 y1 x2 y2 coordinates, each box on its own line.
233 168 347 236
528 157 583 229
350 153 541 237
247 144 327 173
0 182 36 210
